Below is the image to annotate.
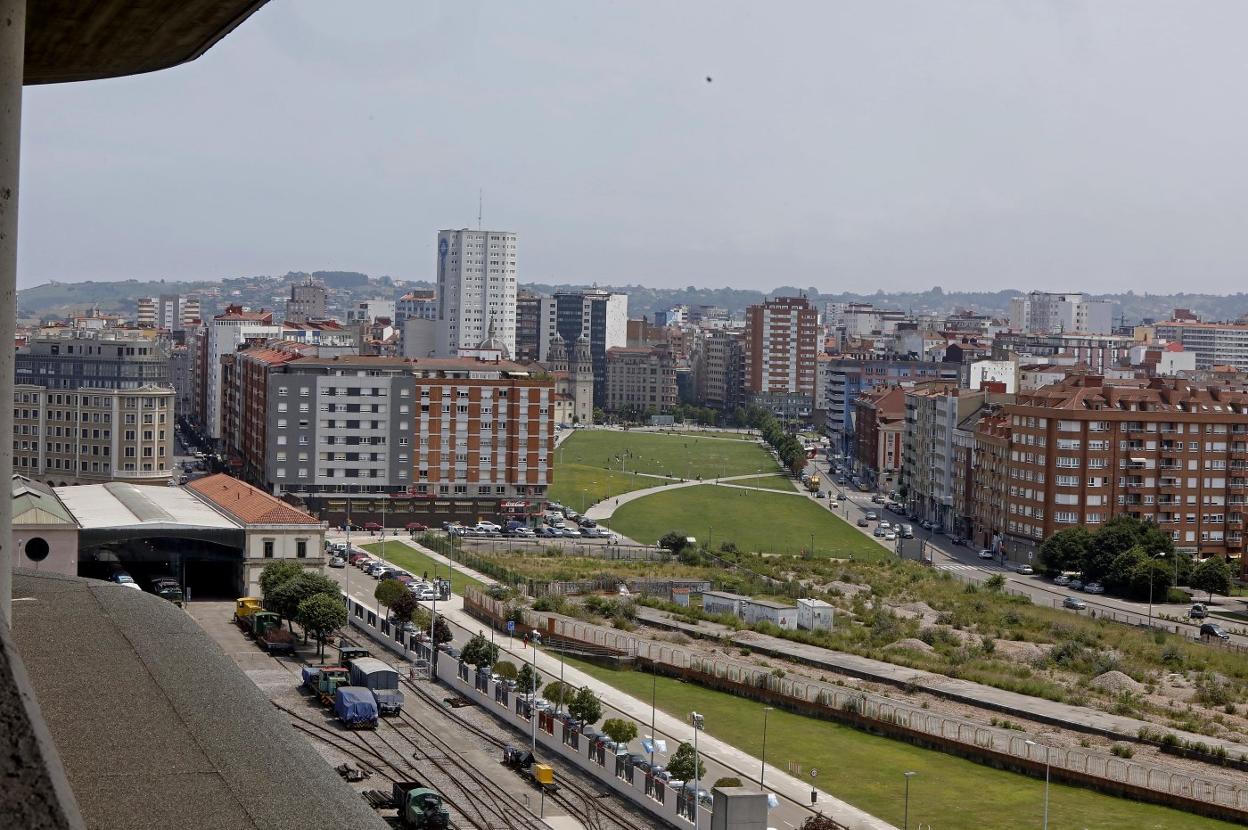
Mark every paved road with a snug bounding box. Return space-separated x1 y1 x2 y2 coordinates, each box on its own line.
804 458 1248 647
326 532 897 830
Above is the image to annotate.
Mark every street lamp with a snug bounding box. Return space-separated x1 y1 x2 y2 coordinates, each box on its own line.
690 711 705 830
1148 551 1167 630
1024 740 1050 830
759 707 774 790
903 771 916 830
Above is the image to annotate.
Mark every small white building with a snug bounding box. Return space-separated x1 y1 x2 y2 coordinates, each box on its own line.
701 590 747 618
740 598 798 630
797 598 834 631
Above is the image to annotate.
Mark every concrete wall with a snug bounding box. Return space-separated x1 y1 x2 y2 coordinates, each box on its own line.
241 526 325 595
13 527 78 577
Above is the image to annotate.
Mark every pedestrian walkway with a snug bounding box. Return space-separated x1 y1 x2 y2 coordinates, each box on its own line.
345 534 896 830
583 473 801 523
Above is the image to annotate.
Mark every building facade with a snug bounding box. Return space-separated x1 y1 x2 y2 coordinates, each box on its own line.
692 328 744 411
1008 292 1114 336
200 306 282 443
1153 320 1248 371
743 296 819 410
553 290 628 406
285 279 328 323
604 346 677 415
435 229 518 358
852 386 906 491
397 290 438 323
823 357 961 457
515 291 557 364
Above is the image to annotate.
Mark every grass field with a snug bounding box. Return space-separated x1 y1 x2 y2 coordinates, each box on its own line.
546 463 658 509
360 542 483 595
610 485 886 559
556 430 777 482
727 474 799 492
563 657 1241 830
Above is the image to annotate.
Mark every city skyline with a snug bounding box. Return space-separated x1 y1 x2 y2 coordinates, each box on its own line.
20 1 1248 294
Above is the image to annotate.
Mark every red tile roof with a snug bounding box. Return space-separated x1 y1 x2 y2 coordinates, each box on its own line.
188 474 321 525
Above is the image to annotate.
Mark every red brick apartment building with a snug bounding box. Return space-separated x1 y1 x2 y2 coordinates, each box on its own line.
969 376 1248 575
743 296 819 398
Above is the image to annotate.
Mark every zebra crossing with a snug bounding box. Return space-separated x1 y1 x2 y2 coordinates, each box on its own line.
936 561 1008 575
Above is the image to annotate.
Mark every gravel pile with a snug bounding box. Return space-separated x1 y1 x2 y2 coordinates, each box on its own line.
1090 670 1145 694
886 638 935 654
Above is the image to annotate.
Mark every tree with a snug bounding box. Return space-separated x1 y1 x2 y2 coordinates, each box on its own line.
659 531 689 554
567 686 603 726
431 616 453 645
516 663 543 695
543 681 574 710
461 632 499 668
1038 526 1091 576
984 574 1006 592
801 817 844 830
493 660 518 681
389 590 420 624
259 560 304 600
374 578 406 614
296 593 348 660
270 571 341 633
1191 557 1233 602
666 741 706 782
601 717 638 747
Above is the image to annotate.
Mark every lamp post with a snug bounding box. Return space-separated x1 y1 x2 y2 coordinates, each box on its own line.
649 664 658 768
529 637 539 756
903 771 916 830
1148 551 1167 630
690 711 705 830
1025 740 1050 830
759 707 774 790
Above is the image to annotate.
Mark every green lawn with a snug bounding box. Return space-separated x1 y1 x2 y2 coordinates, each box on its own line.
726 474 799 492
556 430 777 481
360 542 483 596
564 657 1241 830
547 463 659 509
610 485 885 559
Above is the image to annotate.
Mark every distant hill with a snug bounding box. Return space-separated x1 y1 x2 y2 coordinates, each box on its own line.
19 274 1248 326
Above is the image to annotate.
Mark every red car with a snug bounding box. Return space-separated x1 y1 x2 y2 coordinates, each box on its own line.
405 522 427 532
348 551 368 565
363 522 382 531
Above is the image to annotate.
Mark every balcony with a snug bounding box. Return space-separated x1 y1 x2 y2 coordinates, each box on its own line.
1158 480 1181 491
1231 445 1248 459
1231 480 1248 490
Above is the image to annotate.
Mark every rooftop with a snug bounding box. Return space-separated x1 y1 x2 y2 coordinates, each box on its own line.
53 482 240 532
188 474 322 526
11 476 76 528
10 571 384 830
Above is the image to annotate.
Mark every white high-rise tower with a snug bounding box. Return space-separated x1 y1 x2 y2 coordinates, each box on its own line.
434 228 518 357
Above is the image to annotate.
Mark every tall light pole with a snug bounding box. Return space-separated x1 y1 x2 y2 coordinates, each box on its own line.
1025 740 1050 830
1148 551 1167 630
529 638 539 756
690 711 705 830
759 707 774 790
649 665 658 768
903 771 916 830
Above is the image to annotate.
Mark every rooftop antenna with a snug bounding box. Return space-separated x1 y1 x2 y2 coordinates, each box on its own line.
478 189 483 230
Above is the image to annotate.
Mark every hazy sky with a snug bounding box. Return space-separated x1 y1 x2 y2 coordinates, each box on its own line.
17 1 1248 293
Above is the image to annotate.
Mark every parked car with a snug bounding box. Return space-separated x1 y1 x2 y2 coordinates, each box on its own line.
977 549 994 560
1063 596 1088 610
414 586 437 601
1200 623 1231 641
1084 582 1105 595
856 518 870 528
509 527 536 538
561 528 583 538
1015 564 1034 575
328 556 347 568
873 527 887 538
537 527 559 538
1189 603 1209 619
1069 579 1084 592
476 521 502 532
884 531 897 541
1053 574 1071 587
864 511 878 521
871 494 886 504
578 518 597 528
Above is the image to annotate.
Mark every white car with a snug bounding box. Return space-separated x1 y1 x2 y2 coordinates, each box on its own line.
884 531 897 541
977 549 995 560
476 521 502 532
1015 564 1035 575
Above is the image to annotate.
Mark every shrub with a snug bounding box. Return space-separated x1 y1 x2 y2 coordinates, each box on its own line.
1110 744 1135 759
713 777 743 788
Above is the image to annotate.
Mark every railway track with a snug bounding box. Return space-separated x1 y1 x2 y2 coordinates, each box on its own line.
400 674 636 830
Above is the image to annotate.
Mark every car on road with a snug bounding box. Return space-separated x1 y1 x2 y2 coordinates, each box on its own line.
884 531 897 541
1053 574 1071 587
864 511 878 521
328 556 347 568
414 586 437 601
856 518 869 528
878 520 890 530
873 527 887 538
1015 564 1034 575
1084 582 1105 594
1200 623 1231 641
901 524 914 539
871 494 886 504
1189 603 1209 619
977 549 995 560
1069 579 1084 592
1063 596 1088 610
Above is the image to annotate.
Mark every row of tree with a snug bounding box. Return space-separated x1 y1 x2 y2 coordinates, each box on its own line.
374 578 453 644
1039 515 1234 601
457 632 707 781
258 561 348 658
748 406 809 476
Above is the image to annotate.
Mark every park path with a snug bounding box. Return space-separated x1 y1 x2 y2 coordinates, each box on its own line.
335 532 897 830
583 473 801 523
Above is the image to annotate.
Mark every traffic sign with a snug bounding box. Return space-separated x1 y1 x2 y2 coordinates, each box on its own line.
506 620 515 633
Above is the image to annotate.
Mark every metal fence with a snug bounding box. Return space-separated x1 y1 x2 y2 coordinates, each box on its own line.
465 587 1248 816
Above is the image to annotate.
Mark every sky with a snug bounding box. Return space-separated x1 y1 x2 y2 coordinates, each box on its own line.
17 1 1248 293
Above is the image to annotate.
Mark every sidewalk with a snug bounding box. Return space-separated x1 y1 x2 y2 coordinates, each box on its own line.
346 534 896 830
584 473 800 523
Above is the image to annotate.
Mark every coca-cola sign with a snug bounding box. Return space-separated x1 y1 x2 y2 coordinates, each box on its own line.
499 500 529 509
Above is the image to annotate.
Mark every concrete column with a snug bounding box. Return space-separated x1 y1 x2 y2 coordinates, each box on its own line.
0 0 24 626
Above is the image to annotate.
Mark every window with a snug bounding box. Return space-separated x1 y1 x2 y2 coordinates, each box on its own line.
263 540 275 558
296 540 307 558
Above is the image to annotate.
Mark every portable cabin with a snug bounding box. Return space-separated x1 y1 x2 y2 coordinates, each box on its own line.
338 645 371 663
349 656 404 714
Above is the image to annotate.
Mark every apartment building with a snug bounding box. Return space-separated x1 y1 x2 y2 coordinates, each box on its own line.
968 376 1248 565
138 294 200 331
824 357 961 456
991 332 1135 375
515 290 557 363
435 229 518 358
903 385 994 531
397 290 438 323
553 290 628 406
220 354 555 521
692 328 744 411
744 296 818 407
1153 319 1248 371
852 386 906 491
1008 291 1114 336
16 328 172 389
195 306 282 444
285 279 328 323
604 346 677 415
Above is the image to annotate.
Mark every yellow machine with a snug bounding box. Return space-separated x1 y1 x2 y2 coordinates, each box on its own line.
531 764 554 787
233 597 264 623
806 474 821 493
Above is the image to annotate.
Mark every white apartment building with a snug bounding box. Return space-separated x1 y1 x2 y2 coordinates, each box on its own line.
435 229 518 358
1008 292 1113 336
1153 320 1248 371
205 309 282 442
